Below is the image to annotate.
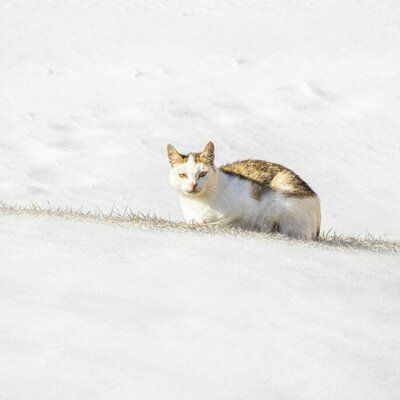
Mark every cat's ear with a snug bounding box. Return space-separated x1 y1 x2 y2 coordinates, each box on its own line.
200 141 215 164
167 144 184 165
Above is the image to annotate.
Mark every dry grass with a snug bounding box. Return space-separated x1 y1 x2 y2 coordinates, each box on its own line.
0 201 398 253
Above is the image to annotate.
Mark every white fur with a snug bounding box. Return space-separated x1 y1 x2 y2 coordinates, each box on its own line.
169 159 321 240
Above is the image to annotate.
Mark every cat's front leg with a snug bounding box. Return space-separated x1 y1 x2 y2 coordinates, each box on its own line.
197 212 242 227
184 212 228 226
181 203 231 227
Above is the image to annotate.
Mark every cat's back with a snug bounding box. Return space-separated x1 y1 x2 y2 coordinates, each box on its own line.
220 159 316 199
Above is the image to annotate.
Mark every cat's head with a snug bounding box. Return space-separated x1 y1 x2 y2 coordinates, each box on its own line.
167 142 217 197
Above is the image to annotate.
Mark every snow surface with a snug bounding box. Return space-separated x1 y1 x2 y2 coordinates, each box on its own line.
1 0 400 399
0 215 399 400
1 0 399 238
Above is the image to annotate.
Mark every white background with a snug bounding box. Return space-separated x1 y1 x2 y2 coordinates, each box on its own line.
0 1 399 399
1 0 399 238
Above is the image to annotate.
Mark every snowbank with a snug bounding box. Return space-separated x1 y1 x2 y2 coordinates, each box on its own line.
1 0 400 238
0 214 399 400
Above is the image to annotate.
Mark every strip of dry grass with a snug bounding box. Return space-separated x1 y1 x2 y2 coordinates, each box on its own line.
0 201 398 252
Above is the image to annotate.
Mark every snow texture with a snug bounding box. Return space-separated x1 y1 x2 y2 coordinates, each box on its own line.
0 0 400 399
1 0 399 238
0 214 399 400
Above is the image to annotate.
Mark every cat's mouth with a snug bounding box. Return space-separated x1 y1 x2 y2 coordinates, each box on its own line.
184 188 202 196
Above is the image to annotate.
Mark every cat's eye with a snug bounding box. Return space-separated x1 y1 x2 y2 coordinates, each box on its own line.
199 171 208 178
179 173 187 179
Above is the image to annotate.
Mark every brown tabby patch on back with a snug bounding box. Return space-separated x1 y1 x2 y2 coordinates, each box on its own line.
220 160 316 200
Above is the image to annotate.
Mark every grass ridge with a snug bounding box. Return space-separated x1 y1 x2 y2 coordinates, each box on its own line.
0 201 398 253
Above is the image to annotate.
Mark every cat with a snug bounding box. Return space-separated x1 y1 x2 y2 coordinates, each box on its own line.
167 142 321 240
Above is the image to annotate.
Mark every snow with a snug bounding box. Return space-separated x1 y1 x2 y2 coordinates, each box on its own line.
1 0 399 238
0 0 400 398
0 215 399 400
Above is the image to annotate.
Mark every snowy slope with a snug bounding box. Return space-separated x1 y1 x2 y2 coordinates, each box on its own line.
0 214 399 400
1 1 400 399
1 0 400 238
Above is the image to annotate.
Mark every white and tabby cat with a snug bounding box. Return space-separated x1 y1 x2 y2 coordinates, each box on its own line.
167 142 321 240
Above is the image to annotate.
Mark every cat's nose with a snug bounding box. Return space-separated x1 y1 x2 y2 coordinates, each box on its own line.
191 182 198 190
